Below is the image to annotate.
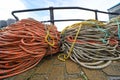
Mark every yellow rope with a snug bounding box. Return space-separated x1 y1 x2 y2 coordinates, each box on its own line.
45 25 55 47
58 24 82 61
61 19 106 34
58 19 106 61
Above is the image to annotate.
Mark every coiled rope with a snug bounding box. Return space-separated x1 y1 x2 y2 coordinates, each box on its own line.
59 19 120 69
0 19 60 79
106 16 120 40
106 16 120 52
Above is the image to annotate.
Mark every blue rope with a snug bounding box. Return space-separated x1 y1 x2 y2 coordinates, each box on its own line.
116 19 120 39
89 21 109 44
96 25 109 44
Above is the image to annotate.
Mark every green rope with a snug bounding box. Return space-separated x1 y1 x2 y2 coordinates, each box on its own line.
116 19 120 39
96 25 109 43
80 71 88 80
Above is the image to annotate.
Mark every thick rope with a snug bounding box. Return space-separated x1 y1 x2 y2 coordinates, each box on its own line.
0 19 60 79
106 16 120 49
59 20 120 69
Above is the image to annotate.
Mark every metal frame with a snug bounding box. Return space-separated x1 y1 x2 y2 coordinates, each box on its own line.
11 6 120 24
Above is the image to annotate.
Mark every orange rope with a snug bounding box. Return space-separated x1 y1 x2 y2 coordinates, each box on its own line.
66 35 118 46
0 19 60 79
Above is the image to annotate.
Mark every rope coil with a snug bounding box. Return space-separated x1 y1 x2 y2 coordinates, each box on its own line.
106 16 120 50
0 19 60 79
59 20 120 69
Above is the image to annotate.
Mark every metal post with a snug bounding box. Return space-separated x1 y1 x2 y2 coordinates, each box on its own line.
49 7 54 25
95 10 98 20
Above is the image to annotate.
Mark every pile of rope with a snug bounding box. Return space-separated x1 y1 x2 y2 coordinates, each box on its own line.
59 20 120 69
0 19 60 79
105 16 120 53
106 16 120 44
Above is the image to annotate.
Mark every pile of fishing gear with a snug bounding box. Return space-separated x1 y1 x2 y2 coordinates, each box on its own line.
0 19 60 79
60 19 120 69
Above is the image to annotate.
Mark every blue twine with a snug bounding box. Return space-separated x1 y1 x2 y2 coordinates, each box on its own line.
96 25 109 44
100 38 107 44
116 19 120 39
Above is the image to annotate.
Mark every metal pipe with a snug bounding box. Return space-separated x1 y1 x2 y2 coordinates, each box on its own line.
11 6 120 23
41 19 86 23
49 7 54 24
11 7 50 21
95 10 98 20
